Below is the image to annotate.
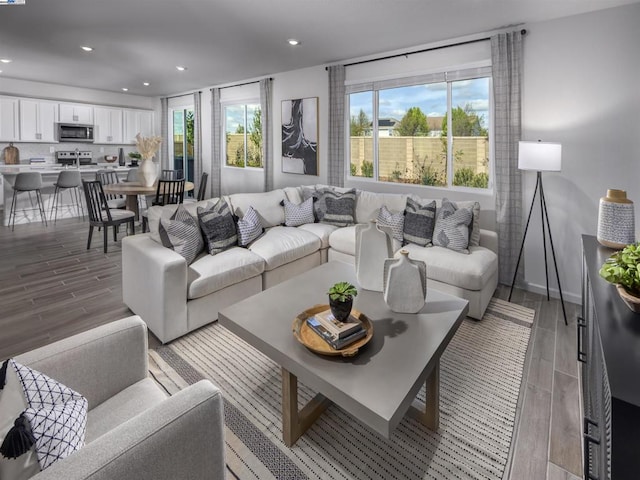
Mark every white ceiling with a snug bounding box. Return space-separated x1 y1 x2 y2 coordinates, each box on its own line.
0 0 637 98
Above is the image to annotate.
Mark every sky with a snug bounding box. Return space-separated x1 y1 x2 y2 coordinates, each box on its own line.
349 77 489 128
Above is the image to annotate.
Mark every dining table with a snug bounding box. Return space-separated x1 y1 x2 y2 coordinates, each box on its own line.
102 181 194 220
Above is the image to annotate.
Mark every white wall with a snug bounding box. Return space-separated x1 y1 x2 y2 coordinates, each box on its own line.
521 3 640 303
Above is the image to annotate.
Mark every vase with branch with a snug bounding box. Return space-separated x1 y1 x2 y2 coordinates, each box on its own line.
135 133 162 187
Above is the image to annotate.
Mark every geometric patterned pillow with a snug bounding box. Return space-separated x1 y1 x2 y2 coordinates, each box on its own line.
197 199 237 255
159 204 204 265
236 206 264 247
376 205 404 242
432 199 473 253
444 198 481 247
403 197 437 247
0 359 87 474
282 198 315 227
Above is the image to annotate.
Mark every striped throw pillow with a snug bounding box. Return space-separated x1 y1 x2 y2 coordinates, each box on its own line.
403 198 436 247
321 190 356 227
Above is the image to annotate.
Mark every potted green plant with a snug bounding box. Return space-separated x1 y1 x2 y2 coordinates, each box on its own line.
599 242 640 312
327 282 358 322
128 151 142 167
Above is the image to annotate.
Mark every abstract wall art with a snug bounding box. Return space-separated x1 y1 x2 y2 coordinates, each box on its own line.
281 97 318 175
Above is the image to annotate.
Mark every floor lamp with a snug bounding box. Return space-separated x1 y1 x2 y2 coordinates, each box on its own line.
508 140 568 325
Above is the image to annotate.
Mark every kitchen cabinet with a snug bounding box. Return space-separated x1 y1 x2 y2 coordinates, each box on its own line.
58 103 93 125
0 96 20 142
94 107 123 144
580 235 640 480
123 109 155 144
19 99 58 142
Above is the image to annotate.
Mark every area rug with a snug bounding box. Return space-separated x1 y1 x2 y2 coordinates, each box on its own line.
153 297 534 480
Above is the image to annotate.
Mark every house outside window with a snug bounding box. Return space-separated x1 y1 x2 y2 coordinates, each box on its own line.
224 103 263 168
348 67 491 190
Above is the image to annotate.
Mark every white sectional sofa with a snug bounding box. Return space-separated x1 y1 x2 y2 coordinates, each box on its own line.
122 184 498 343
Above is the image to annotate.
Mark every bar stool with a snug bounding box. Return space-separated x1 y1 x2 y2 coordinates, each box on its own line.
50 170 84 223
8 172 48 231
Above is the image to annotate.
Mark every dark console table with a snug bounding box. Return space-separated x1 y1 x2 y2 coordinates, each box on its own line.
580 235 640 480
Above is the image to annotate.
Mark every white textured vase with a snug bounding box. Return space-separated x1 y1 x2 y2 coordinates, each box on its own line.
597 189 635 249
355 220 393 292
138 158 157 187
383 250 427 313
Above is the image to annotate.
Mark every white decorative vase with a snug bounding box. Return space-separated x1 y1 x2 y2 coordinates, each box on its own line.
383 250 427 314
355 220 393 292
597 189 635 249
138 158 157 187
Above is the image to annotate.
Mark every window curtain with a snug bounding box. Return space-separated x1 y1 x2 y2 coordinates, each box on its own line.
328 65 345 187
160 97 169 170
260 78 273 191
193 91 203 186
491 31 523 285
210 88 222 198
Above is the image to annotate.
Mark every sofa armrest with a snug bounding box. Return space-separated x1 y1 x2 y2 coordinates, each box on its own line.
479 229 498 255
122 233 189 344
32 380 226 480
15 316 148 409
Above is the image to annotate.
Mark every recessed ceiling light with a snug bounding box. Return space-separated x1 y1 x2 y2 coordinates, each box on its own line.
121 87 128 92
0 59 12 64
176 66 187 71
287 39 300 46
80 46 93 52
143 82 150 86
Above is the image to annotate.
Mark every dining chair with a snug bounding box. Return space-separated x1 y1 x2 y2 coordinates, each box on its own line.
141 179 185 233
184 172 208 203
8 172 48 231
82 180 135 253
161 169 184 180
95 169 126 209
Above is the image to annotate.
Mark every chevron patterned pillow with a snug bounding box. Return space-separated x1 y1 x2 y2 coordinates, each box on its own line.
432 199 473 253
159 204 204 264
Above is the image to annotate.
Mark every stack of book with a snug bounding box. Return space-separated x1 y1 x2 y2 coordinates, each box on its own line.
306 309 366 349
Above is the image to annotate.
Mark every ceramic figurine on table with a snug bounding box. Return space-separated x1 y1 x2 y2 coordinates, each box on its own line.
355 220 393 292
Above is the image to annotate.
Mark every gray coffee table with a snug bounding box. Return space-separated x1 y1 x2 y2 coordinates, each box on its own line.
218 261 468 446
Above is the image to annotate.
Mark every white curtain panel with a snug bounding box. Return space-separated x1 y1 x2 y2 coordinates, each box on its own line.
210 88 222 198
260 78 273 192
160 97 169 170
327 65 346 187
491 31 524 285
193 91 203 185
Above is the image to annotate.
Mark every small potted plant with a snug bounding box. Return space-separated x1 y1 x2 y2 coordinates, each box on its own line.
599 242 640 312
128 151 142 166
327 281 358 322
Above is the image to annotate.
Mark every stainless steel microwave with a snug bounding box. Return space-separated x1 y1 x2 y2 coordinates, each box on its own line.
58 123 95 143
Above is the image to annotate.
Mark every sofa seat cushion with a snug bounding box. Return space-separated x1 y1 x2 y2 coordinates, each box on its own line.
328 225 357 256
400 243 498 291
187 247 265 300
249 226 321 271
297 222 338 249
85 378 166 444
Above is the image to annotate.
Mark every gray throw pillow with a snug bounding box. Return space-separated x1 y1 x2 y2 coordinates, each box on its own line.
282 197 315 227
197 199 237 255
403 197 437 247
445 198 481 247
159 204 204 264
236 206 264 247
377 205 404 242
432 199 473 253
321 190 356 227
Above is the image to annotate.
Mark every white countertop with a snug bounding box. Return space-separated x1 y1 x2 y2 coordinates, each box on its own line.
0 164 134 175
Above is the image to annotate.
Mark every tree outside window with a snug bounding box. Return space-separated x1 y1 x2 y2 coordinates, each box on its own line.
225 104 263 168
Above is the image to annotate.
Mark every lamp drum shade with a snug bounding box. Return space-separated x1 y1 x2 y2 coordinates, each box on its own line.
518 141 562 171
597 189 635 249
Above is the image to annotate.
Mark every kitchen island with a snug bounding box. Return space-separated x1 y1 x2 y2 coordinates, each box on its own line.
0 164 136 226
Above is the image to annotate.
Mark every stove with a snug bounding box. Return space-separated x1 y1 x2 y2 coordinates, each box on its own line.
56 150 95 166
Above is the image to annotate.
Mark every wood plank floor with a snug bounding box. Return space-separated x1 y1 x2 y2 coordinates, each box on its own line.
0 218 583 479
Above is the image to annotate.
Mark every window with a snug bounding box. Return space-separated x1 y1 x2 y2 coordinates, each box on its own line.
171 107 194 183
348 68 491 190
224 103 263 168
